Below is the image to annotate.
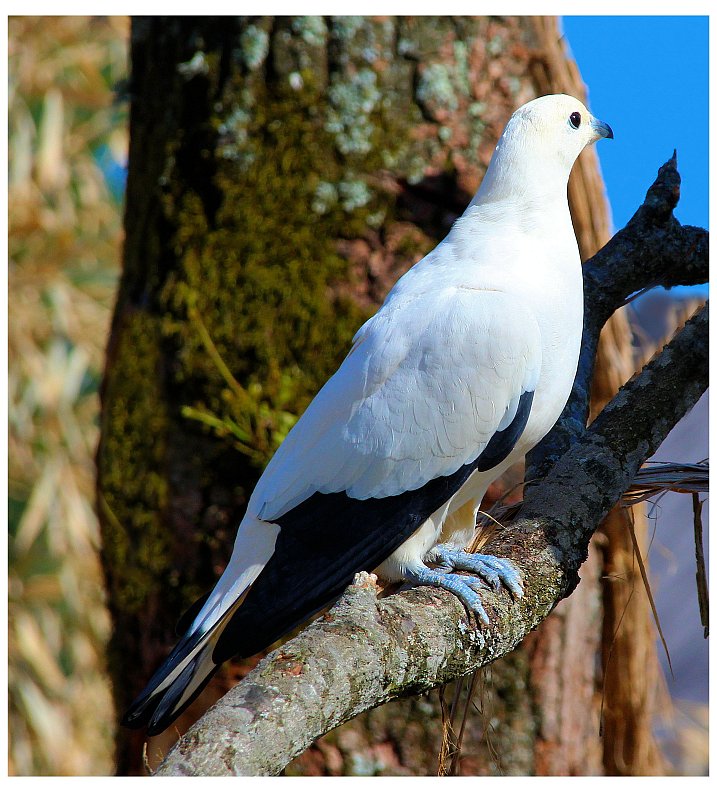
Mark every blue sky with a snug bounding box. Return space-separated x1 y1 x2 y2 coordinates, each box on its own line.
561 16 709 234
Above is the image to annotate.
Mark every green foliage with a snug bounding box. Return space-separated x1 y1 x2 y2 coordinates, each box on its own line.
98 310 172 612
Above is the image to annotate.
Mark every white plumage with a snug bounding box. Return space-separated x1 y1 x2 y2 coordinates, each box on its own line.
124 93 613 734
257 287 541 514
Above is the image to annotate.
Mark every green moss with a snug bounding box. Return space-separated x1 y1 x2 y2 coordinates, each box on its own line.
152 28 463 479
157 79 396 471
98 310 172 615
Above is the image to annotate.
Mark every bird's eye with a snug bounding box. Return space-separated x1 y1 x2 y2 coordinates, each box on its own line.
569 111 582 129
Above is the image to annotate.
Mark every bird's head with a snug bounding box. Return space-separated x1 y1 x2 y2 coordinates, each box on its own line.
478 93 613 202
510 93 613 160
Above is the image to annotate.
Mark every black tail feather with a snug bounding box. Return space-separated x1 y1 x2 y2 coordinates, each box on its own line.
146 660 220 736
122 625 213 731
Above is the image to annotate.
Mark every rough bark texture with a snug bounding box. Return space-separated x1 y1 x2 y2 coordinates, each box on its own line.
96 15 705 776
588 310 663 776
154 303 707 775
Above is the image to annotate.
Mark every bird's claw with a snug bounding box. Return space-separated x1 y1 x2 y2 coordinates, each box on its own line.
404 546 523 625
431 545 525 599
405 567 492 624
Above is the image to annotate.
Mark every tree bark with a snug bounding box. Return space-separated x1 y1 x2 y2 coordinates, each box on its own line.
96 15 706 775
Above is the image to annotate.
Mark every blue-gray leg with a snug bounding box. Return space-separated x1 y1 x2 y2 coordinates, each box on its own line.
404 545 524 624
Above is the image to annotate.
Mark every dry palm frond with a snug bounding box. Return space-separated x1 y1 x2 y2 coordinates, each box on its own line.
692 494 708 638
438 667 502 777
621 460 708 507
622 506 672 676
621 461 709 641
8 16 129 776
437 682 459 776
471 461 709 547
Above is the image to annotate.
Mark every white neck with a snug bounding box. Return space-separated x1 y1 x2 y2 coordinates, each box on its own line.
471 116 574 206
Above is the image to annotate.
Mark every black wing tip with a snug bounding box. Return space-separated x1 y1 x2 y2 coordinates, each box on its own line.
121 710 151 730
146 719 171 738
121 686 188 736
121 704 179 737
121 694 181 737
121 656 221 736
121 688 164 730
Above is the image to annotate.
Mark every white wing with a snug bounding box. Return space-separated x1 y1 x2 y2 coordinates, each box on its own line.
250 286 542 521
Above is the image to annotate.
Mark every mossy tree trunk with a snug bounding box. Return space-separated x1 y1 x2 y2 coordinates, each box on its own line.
97 15 660 776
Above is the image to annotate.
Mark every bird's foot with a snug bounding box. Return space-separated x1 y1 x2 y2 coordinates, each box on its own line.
404 546 523 625
431 545 524 597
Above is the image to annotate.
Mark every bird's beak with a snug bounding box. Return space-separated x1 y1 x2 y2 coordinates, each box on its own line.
590 117 614 141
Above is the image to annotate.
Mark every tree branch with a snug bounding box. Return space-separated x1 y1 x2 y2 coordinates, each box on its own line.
526 153 708 480
155 161 708 776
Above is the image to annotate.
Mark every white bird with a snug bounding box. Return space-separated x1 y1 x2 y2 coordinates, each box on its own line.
124 93 613 735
